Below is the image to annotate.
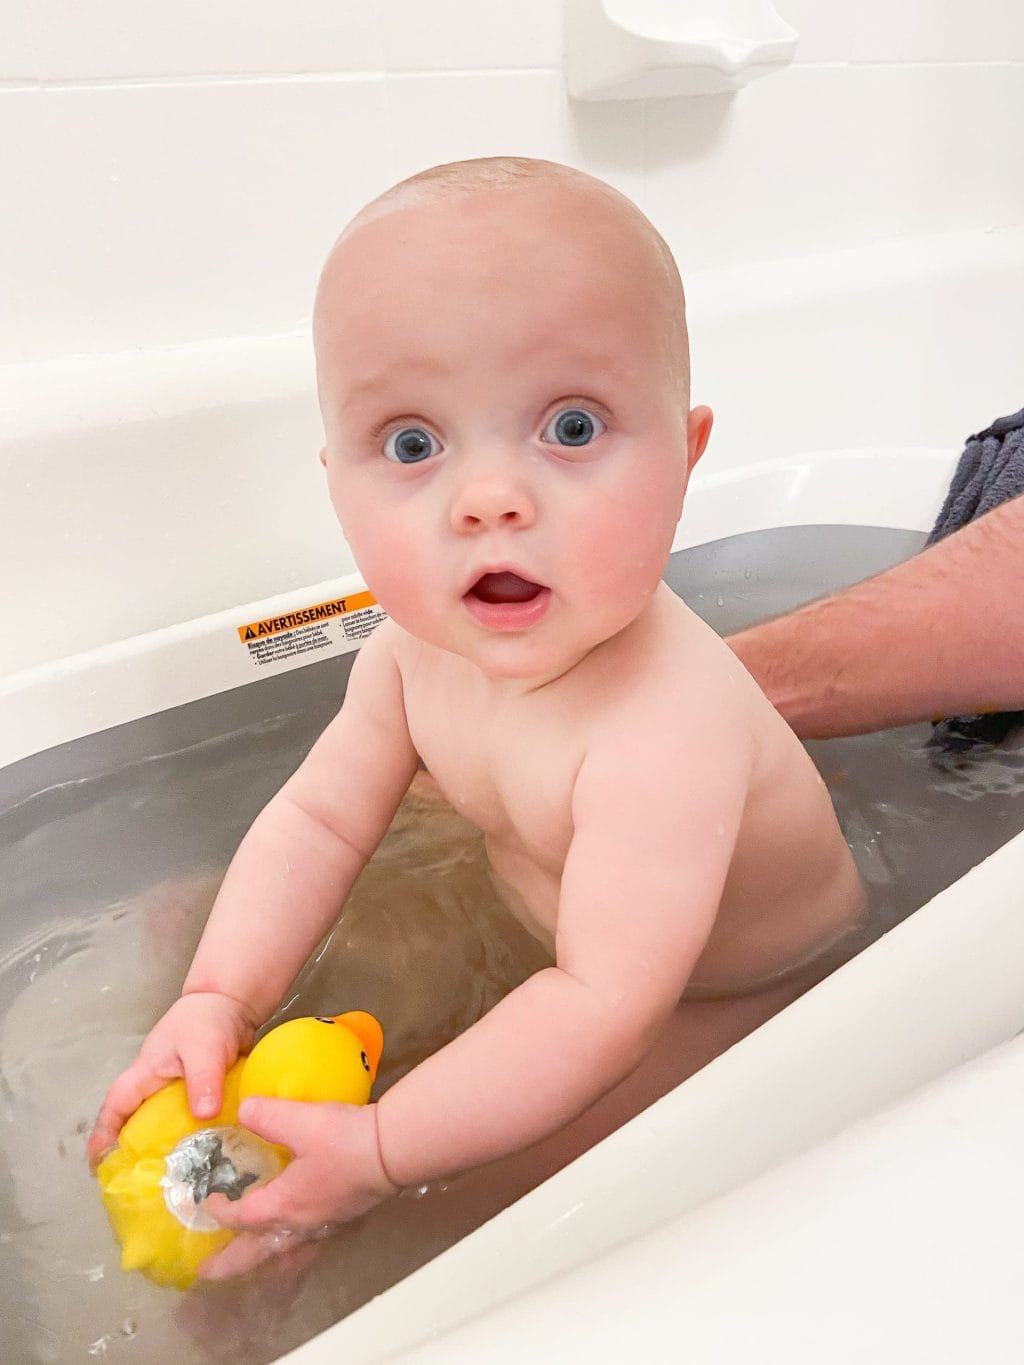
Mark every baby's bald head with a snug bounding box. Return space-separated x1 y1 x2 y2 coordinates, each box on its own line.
314 157 691 409
311 158 714 671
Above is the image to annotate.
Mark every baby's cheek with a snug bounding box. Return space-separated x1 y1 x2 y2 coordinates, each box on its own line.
330 486 413 594
332 485 449 642
350 526 435 625
579 486 676 601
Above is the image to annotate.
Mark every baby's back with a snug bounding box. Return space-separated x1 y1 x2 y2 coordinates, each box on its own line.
642 593 864 993
688 655 864 993
397 588 864 999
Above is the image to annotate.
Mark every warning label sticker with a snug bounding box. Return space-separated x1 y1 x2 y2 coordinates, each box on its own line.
237 591 386 668
237 592 378 642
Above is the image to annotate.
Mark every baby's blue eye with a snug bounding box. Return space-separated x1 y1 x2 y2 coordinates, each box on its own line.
383 426 440 464
542 408 605 448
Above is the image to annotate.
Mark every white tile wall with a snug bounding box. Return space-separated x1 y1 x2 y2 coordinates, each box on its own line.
385 71 644 197
3 0 38 83
645 62 1024 271
2 1 385 80
380 0 562 71
779 0 1024 65
1 78 393 361
1 0 1022 364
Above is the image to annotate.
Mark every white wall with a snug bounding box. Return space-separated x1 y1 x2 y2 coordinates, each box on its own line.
2 1 1023 365
2 2 1023 676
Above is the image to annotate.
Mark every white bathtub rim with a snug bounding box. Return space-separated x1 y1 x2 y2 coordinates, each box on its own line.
2 219 1020 442
679 443 957 544
372 1030 1024 1364
3 219 1019 675
0 446 957 771
0 328 315 442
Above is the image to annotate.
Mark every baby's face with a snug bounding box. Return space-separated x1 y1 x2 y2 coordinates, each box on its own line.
316 182 711 683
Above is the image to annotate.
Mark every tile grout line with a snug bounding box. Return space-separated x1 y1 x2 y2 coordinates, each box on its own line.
1 59 1019 93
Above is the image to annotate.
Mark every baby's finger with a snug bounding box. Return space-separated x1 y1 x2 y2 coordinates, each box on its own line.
202 1178 302 1234
178 1041 227 1121
86 1112 121 1168
198 1227 317 1281
237 1095 327 1151
86 1066 166 1167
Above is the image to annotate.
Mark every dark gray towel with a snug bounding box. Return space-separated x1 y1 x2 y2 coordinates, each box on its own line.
926 407 1024 750
927 407 1024 546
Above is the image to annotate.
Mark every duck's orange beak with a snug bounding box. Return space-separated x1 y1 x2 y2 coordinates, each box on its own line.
334 1010 384 1080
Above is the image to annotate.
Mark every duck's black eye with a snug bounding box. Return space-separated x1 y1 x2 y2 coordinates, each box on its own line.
360 1050 370 1072
315 1016 335 1025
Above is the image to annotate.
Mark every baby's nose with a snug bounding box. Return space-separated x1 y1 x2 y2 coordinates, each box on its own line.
449 468 537 534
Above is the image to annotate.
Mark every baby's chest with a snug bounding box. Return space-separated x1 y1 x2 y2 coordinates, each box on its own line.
404 680 577 869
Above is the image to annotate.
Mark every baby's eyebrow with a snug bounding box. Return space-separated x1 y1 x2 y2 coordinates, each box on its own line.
338 355 453 404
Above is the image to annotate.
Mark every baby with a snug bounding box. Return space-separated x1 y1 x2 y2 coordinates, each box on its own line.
89 156 864 1275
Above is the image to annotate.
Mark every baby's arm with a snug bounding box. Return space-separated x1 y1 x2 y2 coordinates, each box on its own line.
374 717 753 1182
181 623 418 1019
205 709 754 1264
89 624 419 1159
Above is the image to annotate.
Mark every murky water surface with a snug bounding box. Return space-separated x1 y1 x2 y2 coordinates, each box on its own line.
2 527 1023 1361
0 745 550 1363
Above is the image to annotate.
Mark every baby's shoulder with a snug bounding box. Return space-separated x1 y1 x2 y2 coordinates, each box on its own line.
617 600 758 724
592 618 797 805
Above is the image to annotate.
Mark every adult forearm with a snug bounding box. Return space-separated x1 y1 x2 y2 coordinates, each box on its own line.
728 497 1024 739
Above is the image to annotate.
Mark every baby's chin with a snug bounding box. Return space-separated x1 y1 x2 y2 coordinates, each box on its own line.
396 613 575 684
456 623 620 688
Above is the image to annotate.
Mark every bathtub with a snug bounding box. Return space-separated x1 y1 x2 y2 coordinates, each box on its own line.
2 223 1023 1362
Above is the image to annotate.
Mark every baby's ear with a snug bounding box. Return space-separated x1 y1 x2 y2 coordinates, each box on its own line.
686 406 713 474
318 446 328 468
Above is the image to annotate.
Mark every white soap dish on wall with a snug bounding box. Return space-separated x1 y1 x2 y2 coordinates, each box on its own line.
565 0 799 100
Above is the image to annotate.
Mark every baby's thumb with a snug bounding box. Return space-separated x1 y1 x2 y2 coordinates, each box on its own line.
237 1096 309 1150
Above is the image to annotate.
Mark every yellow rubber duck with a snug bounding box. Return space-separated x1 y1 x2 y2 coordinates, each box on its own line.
96 1010 383 1290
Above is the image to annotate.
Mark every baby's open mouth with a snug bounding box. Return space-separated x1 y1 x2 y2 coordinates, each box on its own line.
467 572 545 605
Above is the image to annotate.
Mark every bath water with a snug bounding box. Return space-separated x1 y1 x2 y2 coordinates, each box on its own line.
2 526 1022 1362
0 741 550 1364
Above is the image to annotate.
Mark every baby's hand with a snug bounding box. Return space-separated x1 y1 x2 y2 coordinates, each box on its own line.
87 991 258 1167
198 1097 398 1280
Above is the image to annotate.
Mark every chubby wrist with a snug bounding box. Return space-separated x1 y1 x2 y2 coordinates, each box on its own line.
373 1086 456 1190
179 983 263 1032
335 1101 401 1215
